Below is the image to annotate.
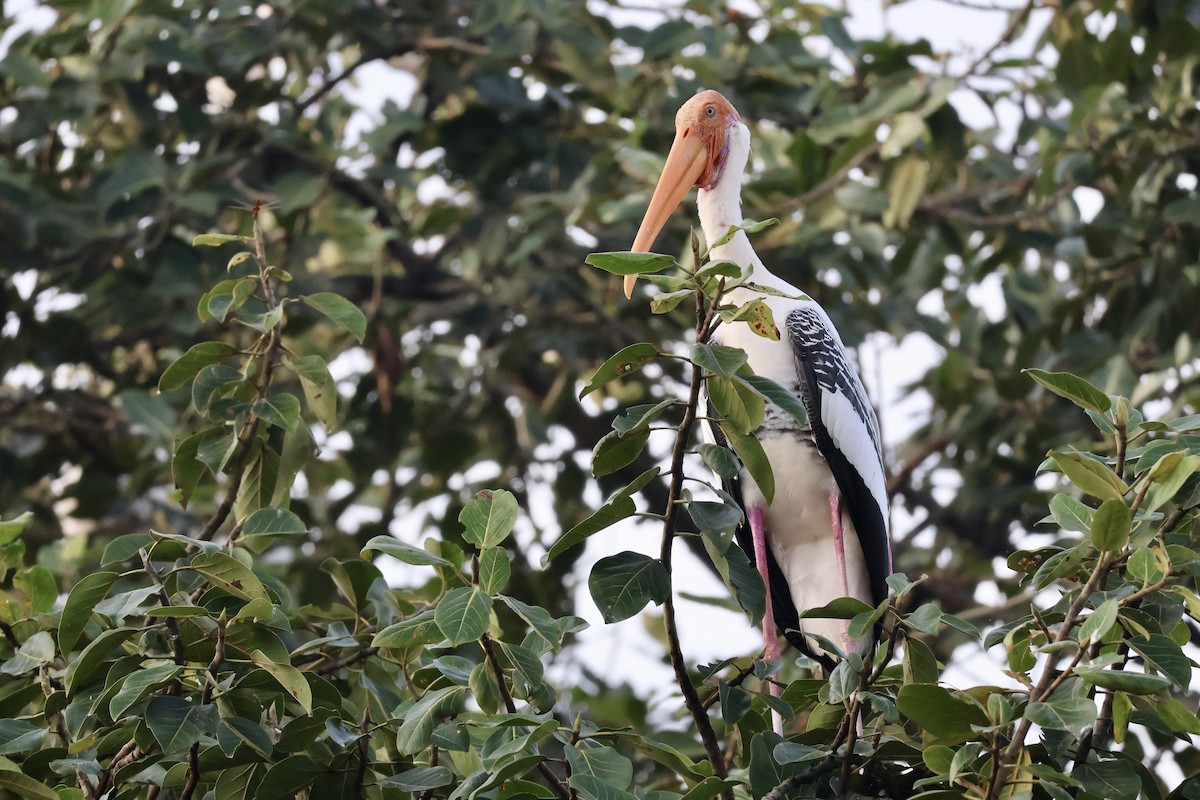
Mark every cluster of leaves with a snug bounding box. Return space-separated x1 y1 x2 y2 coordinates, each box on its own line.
0 226 594 799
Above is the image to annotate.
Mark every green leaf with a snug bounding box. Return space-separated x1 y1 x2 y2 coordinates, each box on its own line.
588 552 669 623
708 375 764 435
1128 634 1191 689
361 536 453 567
578 343 660 398
565 743 634 789
14 565 56 614
895 684 988 745
500 595 571 652
923 744 955 775
460 489 519 548
158 342 239 392
1126 546 1166 586
59 571 118 655
0 718 46 756
697 443 739 479
545 468 658 563
737 374 808 429
1073 761 1141 800
434 587 492 645
650 289 693 314
250 650 313 714
0 771 58 800
478 547 511 595
1026 696 1097 736
1048 493 1093 534
1076 667 1170 694
1089 498 1131 551
689 501 743 541
214 763 265 798
613 400 677 435
193 233 245 247
243 507 307 537
591 427 650 477
219 719 273 760
1154 696 1200 734
208 277 256 322
883 154 928 229
287 354 337 429
1049 451 1128 500
1077 599 1119 645
190 551 269 601
904 638 940 684
252 392 301 432
679 778 741 800
702 535 765 625
227 250 254 270
720 298 780 340
109 663 182 719
707 218 779 251
570 774 639 800
395 686 466 755
1024 369 1112 413
171 429 211 507
65 627 138 695
470 661 503 715
372 610 442 649
584 251 675 276
1143 452 1200 512
801 597 875 619
0 512 32 545
192 363 243 414
379 766 454 791
145 695 218 754
256 755 328 800
301 292 367 342
0 631 54 676
691 343 747 377
719 424 774 504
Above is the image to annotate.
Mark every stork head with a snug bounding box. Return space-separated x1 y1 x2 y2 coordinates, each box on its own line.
626 90 742 298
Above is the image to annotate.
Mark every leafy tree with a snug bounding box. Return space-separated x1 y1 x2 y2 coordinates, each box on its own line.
0 1 1198 799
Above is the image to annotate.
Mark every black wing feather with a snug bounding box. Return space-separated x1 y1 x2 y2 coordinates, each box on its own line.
786 307 891 607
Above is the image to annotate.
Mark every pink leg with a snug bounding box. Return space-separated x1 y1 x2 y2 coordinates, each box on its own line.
830 494 864 736
749 506 783 734
829 494 852 654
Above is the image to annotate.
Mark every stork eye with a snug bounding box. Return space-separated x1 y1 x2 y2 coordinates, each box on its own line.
705 106 716 117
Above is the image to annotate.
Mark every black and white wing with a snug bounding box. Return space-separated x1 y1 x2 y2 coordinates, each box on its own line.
785 306 892 606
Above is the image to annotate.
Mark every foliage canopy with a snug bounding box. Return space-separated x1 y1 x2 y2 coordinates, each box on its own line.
1 0 1199 799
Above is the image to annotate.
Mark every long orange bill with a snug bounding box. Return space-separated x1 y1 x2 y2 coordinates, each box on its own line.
625 131 709 299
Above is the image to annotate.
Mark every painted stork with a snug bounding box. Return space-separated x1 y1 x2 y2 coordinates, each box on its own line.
625 91 892 688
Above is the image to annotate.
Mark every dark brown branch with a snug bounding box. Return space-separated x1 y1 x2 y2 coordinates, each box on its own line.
887 433 952 497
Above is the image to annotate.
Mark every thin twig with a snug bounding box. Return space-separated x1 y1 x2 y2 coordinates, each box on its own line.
700 662 757 711
480 634 571 800
887 433 952 496
657 288 729 794
140 548 185 664
762 759 840 800
985 552 1111 800
198 219 283 542
957 0 1037 81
